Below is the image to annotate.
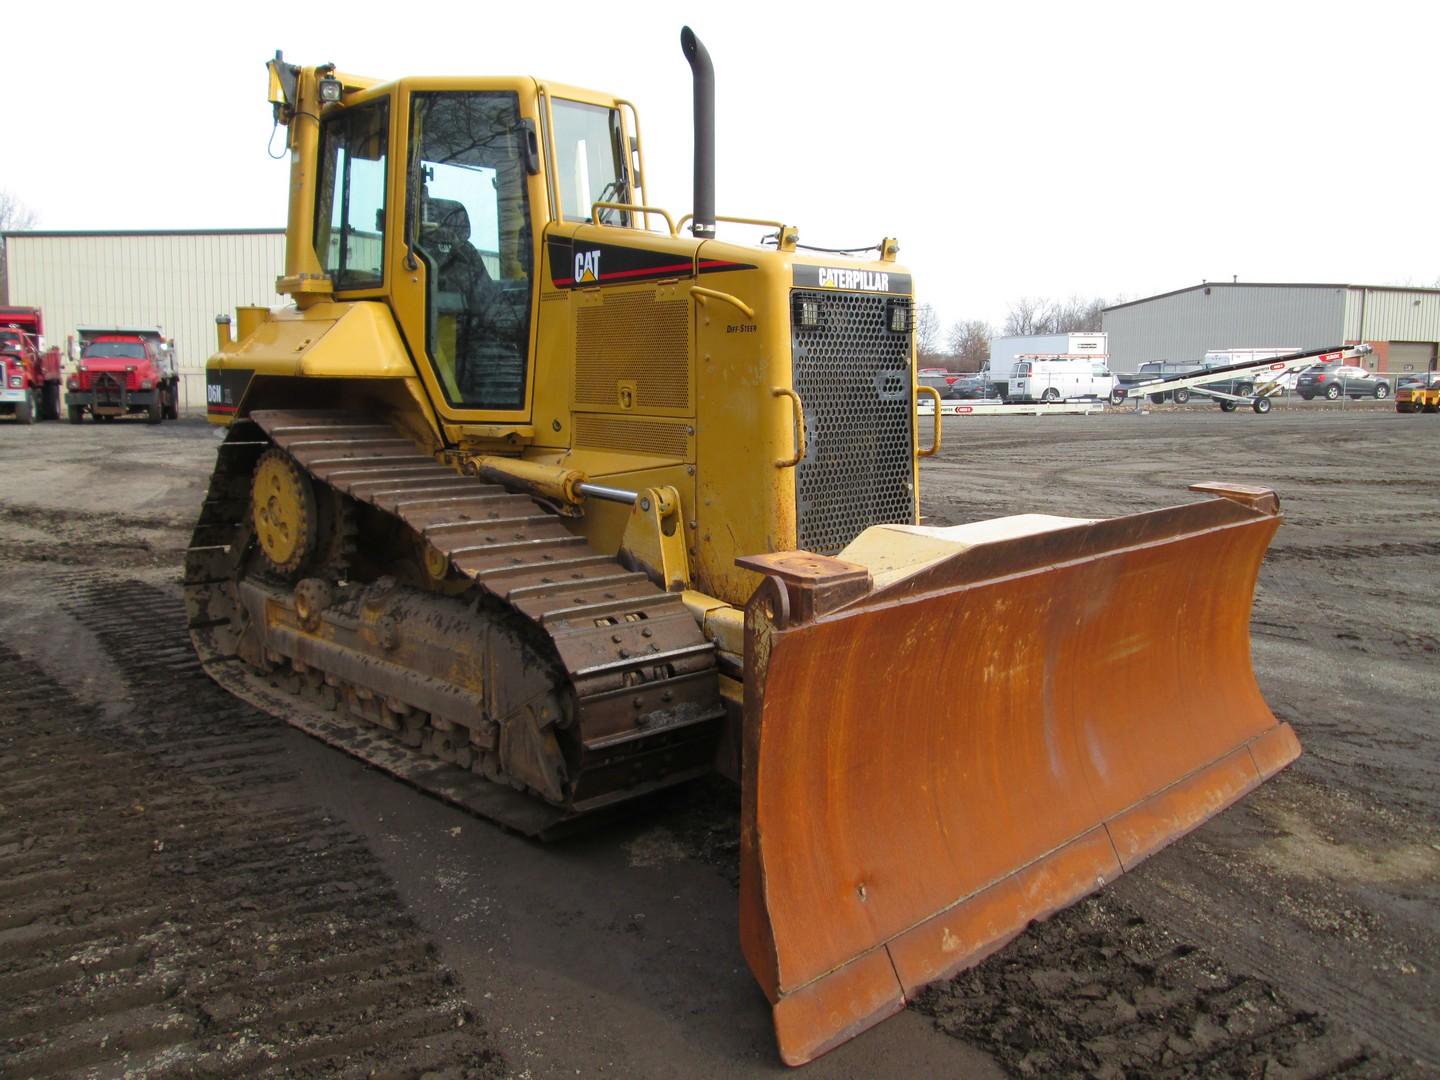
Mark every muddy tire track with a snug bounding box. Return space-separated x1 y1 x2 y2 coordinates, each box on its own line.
0 580 507 1078
913 894 1414 1078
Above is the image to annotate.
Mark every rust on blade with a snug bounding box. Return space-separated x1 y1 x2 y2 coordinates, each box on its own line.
737 488 1299 1065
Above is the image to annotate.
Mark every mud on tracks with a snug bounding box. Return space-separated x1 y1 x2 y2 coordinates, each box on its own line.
0 579 506 1078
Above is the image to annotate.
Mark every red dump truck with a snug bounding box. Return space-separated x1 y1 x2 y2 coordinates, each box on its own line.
0 307 63 423
67 326 180 424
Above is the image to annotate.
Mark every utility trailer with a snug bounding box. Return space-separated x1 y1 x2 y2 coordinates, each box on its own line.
919 399 1103 417
1120 344 1373 414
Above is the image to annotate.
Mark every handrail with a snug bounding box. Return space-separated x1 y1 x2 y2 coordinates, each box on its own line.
676 213 798 250
689 286 754 318
772 387 807 468
590 202 677 236
536 85 561 224
614 98 650 229
916 386 943 457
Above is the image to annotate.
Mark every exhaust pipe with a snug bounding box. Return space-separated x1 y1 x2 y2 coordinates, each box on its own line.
680 27 715 240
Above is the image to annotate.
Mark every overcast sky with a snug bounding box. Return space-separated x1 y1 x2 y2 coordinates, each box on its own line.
4 1 1436 332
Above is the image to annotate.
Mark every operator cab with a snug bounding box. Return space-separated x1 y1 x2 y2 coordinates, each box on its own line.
308 78 638 425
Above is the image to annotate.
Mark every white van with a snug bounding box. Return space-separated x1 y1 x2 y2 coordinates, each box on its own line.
1008 356 1116 403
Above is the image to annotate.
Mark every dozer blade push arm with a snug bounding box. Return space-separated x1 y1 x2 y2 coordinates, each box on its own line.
736 484 1299 1065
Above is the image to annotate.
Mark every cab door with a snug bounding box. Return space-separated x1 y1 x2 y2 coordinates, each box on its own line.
386 81 549 430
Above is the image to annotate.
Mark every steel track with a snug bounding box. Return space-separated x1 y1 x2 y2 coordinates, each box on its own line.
184 410 724 838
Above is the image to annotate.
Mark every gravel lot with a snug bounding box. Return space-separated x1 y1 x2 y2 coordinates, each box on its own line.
1 404 1435 1077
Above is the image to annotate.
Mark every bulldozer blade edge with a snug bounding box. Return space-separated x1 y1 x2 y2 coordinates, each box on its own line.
737 488 1299 1066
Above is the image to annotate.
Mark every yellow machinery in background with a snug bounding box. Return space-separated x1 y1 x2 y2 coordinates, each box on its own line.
1396 383 1440 412
188 30 1300 1065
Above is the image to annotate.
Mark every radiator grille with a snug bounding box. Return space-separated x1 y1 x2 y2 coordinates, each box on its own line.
574 414 689 458
92 372 125 405
575 293 690 409
791 291 915 555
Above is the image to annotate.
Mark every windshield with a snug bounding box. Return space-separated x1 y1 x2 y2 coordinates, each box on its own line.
552 99 628 224
83 342 147 359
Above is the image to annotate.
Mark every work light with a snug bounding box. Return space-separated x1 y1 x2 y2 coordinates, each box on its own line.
888 300 911 334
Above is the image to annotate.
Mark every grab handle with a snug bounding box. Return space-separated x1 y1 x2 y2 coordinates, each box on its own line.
917 386 943 457
772 387 807 468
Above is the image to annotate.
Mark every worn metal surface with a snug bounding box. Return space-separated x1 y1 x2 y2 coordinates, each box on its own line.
736 488 1300 1065
185 409 723 835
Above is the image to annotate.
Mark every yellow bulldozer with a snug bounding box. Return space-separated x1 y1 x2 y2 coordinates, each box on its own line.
187 29 1300 1065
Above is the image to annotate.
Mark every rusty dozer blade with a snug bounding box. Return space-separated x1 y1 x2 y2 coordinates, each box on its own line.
736 484 1300 1065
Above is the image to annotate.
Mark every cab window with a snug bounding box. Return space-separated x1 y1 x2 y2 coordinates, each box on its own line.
552 100 628 224
410 91 534 410
315 100 390 289
84 341 147 360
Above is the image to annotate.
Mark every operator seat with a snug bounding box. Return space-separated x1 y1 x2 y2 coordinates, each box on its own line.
420 198 490 301
418 196 525 408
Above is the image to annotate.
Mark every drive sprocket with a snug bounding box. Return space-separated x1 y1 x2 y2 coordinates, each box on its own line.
251 448 318 577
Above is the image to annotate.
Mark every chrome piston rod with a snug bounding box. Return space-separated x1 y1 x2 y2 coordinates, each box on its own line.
576 482 639 505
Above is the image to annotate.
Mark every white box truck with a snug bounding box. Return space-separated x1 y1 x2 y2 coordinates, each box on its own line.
987 332 1106 398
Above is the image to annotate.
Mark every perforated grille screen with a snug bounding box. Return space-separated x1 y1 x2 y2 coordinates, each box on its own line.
574 414 689 458
791 291 915 555
575 293 690 409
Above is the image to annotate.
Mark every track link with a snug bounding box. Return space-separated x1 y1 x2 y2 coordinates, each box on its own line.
184 410 724 837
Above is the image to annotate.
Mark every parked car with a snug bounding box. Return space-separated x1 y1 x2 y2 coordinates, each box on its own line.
1296 365 1390 400
944 376 999 400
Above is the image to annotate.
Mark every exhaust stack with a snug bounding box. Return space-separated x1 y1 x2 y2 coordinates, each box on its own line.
680 27 715 240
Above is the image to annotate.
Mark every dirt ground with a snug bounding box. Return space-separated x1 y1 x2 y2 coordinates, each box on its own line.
0 403 1435 1077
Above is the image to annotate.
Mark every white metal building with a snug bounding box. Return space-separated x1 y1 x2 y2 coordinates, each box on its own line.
1102 282 1440 375
2 230 285 408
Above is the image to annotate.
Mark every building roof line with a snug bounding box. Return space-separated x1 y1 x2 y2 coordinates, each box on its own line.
1104 281 1440 312
3 228 285 239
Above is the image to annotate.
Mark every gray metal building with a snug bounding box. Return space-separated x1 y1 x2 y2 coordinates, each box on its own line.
1102 282 1440 375
3 230 285 408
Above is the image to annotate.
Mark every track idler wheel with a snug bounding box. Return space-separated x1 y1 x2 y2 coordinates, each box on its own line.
251 449 318 577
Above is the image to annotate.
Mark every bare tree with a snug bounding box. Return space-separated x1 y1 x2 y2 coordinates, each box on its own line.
947 319 992 372
1004 294 1107 336
914 302 943 364
1049 294 1107 333
0 190 38 305
1002 296 1053 337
